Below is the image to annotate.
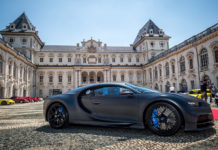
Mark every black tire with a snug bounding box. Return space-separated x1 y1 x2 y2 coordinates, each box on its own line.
1 101 7 105
20 101 23 103
47 103 69 129
145 102 181 136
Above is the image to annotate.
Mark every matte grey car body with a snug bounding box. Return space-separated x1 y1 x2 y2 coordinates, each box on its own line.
43 83 214 135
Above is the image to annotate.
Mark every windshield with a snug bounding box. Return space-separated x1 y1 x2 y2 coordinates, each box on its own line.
125 83 160 93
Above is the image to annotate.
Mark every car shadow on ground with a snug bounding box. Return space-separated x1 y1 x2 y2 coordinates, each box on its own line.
36 124 217 143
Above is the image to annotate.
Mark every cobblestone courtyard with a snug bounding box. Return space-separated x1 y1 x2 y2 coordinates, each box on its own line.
0 102 218 150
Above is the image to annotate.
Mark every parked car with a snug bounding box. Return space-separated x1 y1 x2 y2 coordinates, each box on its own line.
44 83 214 136
215 93 218 106
188 89 211 100
30 97 41 102
11 97 29 103
0 98 15 105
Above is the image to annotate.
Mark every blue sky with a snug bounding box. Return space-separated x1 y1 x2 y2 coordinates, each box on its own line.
0 0 217 47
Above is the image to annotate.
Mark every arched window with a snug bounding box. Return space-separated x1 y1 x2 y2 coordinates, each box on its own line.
180 56 186 73
200 48 208 67
154 67 158 79
159 68 162 77
171 63 175 74
165 62 169 77
0 55 3 74
180 79 188 92
189 58 193 69
215 49 218 63
13 63 16 78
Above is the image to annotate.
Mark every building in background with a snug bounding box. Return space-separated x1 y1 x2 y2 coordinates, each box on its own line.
0 13 217 97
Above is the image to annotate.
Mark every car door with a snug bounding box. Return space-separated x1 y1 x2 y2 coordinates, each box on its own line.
91 86 139 122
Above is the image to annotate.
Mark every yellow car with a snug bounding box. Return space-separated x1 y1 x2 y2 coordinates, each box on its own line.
0 99 15 105
188 89 211 99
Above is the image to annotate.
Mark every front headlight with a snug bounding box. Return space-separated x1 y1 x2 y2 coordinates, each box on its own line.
188 101 199 107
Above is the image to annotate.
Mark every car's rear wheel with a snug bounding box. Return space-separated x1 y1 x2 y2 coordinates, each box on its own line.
20 101 23 103
145 102 181 136
1 101 7 105
47 103 68 129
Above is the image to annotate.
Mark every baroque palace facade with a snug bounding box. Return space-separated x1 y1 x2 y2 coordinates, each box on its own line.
0 13 217 98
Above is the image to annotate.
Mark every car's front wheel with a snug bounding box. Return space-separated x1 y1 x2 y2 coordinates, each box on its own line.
1 101 7 105
145 102 181 136
47 103 69 129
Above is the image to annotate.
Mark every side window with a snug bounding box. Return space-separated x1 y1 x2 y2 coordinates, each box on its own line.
93 86 133 96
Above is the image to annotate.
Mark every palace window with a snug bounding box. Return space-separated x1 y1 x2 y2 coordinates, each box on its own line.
59 58 62 62
112 57 115 63
200 48 208 67
39 75 43 82
128 58 131 63
150 41 154 47
68 75 71 82
22 38 27 45
120 57 124 63
13 63 16 78
49 76 53 83
189 58 193 69
180 56 186 73
83 58 86 63
68 58 71 62
215 49 218 63
159 68 162 77
172 63 175 73
155 67 158 79
49 58 53 62
9 38 14 43
160 42 164 48
40 58 44 62
0 55 3 74
83 76 87 83
136 57 139 62
113 75 116 82
58 75 62 83
214 47 218 63
165 62 169 77
98 57 101 63
121 74 125 82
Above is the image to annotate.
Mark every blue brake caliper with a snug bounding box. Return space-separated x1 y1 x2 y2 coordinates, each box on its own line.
152 109 159 128
59 107 64 115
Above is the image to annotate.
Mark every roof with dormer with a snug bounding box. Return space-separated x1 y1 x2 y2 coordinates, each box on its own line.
0 13 44 46
1 12 36 33
133 19 169 46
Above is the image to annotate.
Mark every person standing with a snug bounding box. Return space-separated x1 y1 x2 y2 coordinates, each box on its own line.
201 80 208 102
